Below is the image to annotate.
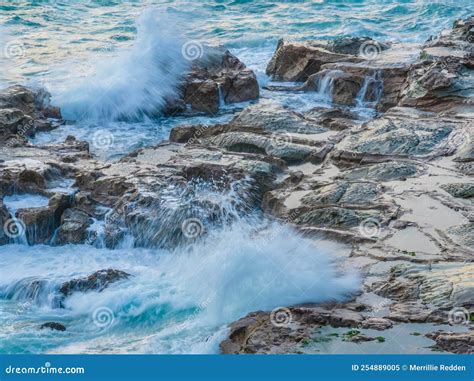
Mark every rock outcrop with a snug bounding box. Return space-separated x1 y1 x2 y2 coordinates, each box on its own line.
59 269 130 297
166 47 259 115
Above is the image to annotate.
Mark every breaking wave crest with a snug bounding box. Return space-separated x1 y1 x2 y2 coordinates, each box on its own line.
53 8 189 121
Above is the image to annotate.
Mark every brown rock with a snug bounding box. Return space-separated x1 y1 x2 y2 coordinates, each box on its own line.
266 40 363 81
55 208 93 245
426 330 474 354
59 269 130 297
183 79 220 114
16 193 72 244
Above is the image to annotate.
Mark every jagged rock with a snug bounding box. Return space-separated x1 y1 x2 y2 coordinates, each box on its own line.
447 224 474 250
40 322 66 331
220 304 374 354
169 124 228 143
0 85 37 117
266 39 363 81
0 86 62 134
169 103 329 147
454 129 474 162
399 60 463 109
426 330 474 354
183 79 220 114
301 182 381 205
440 183 474 199
41 136 91 164
180 47 259 114
55 208 93 245
0 109 34 144
344 333 376 343
326 37 390 56
59 269 130 297
304 69 365 105
73 143 283 248
388 301 443 323
295 207 382 229
305 107 360 131
225 69 259 103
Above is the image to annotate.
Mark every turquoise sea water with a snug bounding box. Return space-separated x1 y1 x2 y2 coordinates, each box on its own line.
1 0 473 84
1 0 472 156
1 0 473 155
0 1 473 354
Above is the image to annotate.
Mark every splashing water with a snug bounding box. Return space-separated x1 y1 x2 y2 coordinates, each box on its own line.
316 70 344 103
52 9 189 122
0 177 359 354
0 219 359 354
356 71 384 108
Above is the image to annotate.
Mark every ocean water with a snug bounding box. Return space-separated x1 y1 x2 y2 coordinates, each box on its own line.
1 0 473 156
0 1 472 354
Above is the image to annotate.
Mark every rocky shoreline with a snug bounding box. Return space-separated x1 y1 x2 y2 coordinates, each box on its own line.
1 16 473 354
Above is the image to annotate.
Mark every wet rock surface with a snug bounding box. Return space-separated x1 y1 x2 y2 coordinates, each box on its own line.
59 269 130 297
426 330 474 354
167 47 259 115
40 322 66 332
1 16 473 355
219 17 474 354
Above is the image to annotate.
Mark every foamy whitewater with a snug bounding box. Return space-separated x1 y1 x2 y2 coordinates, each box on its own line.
0 0 473 354
0 221 357 354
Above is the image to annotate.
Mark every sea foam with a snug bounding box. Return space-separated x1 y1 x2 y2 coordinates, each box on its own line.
53 8 189 121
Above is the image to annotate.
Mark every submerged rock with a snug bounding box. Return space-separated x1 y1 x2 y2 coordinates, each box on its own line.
59 269 130 297
40 322 66 332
